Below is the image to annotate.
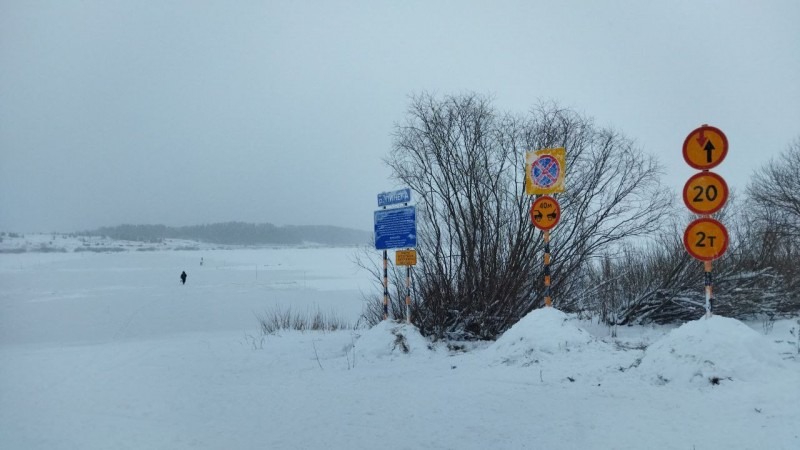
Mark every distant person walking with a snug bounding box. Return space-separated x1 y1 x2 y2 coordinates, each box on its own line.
180 271 187 285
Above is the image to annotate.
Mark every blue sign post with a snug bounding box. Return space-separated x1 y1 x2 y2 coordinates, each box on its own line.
375 188 416 322
374 206 416 250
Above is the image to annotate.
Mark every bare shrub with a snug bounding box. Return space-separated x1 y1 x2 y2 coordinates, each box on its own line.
367 93 669 339
257 306 353 335
581 195 800 325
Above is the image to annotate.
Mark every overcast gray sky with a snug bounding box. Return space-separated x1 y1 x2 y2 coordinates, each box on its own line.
1 0 798 233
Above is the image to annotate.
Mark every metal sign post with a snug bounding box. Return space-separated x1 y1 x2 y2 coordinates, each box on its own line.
406 266 412 323
530 193 562 308
375 189 416 322
383 250 389 320
526 149 566 308
704 261 714 318
682 125 729 318
395 249 417 324
543 230 552 307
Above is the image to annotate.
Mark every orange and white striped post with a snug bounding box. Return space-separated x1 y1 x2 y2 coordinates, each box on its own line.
526 148 566 308
544 230 552 307
383 250 389 320
405 266 412 323
704 260 713 318
530 196 560 308
681 125 730 318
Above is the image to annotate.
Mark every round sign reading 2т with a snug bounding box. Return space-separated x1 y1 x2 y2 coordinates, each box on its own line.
683 217 729 261
530 196 560 230
682 125 728 170
682 171 729 215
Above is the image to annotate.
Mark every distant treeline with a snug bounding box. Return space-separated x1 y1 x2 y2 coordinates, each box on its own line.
81 222 371 246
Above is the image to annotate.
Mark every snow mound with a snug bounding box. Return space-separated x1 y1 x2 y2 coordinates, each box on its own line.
637 315 785 386
354 321 432 361
491 307 600 363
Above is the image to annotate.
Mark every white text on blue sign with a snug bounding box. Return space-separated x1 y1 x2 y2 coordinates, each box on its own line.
374 206 417 250
377 188 412 207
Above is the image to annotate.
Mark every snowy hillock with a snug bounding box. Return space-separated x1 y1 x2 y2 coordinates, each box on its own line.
353 321 433 362
636 315 787 386
491 307 606 365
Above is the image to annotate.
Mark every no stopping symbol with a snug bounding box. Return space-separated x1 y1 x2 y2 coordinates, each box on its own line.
531 155 561 189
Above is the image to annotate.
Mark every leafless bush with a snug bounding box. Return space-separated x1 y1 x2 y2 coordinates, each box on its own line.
257 306 353 334
581 195 800 325
748 137 800 235
368 93 669 339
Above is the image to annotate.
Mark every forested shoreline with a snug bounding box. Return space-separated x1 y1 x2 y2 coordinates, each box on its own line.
80 222 370 246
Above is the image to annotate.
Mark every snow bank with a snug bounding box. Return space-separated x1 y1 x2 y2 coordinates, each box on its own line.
491 307 601 364
353 320 432 361
637 315 786 386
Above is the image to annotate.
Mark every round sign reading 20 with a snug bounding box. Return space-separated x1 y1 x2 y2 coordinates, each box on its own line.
682 171 729 215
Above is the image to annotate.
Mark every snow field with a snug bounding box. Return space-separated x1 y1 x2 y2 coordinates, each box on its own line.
1 246 798 449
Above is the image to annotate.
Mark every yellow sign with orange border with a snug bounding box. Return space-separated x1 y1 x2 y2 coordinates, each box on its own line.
395 249 417 266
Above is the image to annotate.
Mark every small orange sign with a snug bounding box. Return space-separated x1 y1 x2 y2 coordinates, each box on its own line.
683 218 729 261
682 125 728 170
682 171 729 215
530 196 560 230
395 249 417 266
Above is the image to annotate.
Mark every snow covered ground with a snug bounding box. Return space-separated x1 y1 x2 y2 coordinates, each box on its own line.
1 243 798 449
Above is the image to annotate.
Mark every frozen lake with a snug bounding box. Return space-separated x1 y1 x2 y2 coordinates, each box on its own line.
0 247 371 346
1 246 798 449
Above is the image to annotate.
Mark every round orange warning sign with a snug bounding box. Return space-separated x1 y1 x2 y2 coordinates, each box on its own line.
682 125 728 170
682 171 729 215
683 217 729 261
530 196 560 230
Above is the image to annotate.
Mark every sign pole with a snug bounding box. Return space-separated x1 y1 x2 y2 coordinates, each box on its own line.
375 188 417 322
405 266 412 324
383 250 389 320
529 195 560 308
544 230 552 307
681 125 729 320
526 148 565 309
704 260 713 317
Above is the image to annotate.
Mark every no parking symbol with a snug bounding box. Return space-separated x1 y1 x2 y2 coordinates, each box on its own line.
532 155 560 188
526 147 566 195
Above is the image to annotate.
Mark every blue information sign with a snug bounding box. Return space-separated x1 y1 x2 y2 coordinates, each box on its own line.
377 188 411 207
374 206 416 250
